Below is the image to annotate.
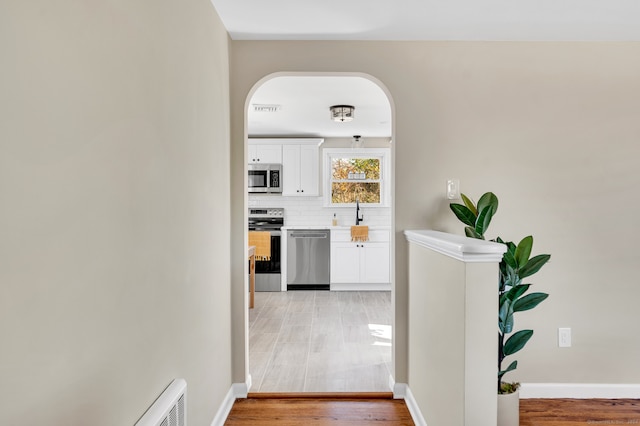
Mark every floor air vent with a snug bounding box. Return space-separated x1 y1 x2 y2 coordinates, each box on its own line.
136 379 186 426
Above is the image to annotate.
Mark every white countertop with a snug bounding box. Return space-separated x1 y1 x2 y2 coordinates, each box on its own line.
282 225 391 230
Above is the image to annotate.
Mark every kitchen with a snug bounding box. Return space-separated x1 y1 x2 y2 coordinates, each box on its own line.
247 75 394 393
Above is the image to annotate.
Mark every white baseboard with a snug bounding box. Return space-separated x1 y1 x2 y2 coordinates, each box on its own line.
210 378 251 426
389 375 405 399
330 283 391 291
403 386 427 426
520 383 640 399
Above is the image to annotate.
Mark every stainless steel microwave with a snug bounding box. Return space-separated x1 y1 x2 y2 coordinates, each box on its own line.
248 164 282 193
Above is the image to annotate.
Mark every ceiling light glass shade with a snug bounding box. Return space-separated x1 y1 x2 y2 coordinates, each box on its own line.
330 105 355 122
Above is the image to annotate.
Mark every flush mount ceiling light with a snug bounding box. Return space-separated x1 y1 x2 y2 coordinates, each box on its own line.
330 105 355 122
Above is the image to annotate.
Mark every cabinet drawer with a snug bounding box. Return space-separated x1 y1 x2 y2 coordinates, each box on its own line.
331 229 390 242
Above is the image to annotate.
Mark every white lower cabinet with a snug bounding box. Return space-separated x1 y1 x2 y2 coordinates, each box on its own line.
330 229 390 289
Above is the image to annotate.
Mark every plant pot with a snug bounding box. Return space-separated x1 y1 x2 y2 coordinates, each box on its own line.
497 390 519 426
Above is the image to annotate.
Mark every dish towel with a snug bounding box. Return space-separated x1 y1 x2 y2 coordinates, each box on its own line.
351 225 369 242
249 231 271 261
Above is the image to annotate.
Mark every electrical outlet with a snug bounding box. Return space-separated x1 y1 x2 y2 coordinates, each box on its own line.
558 327 571 347
447 179 460 200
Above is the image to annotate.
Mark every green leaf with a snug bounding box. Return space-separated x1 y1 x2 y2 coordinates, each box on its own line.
475 205 494 237
499 300 514 334
515 236 533 269
460 193 477 216
500 284 531 306
513 292 549 312
519 254 551 279
502 249 518 270
498 360 518 380
503 330 534 356
477 192 499 217
465 226 484 240
450 203 476 227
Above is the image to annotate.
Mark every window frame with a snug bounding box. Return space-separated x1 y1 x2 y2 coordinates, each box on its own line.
323 148 391 208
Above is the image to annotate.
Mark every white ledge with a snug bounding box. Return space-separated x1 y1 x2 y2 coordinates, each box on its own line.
404 230 506 263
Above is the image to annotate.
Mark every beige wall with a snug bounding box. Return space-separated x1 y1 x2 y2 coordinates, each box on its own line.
0 1 232 425
408 242 498 425
230 41 640 385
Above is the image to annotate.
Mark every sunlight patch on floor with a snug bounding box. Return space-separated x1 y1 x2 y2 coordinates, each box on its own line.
369 323 392 347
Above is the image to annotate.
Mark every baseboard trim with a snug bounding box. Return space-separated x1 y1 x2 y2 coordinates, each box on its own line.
389 375 406 399
520 383 640 399
210 378 251 426
403 386 427 426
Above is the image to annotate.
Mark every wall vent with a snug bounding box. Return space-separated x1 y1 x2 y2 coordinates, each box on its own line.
253 104 281 112
136 379 186 426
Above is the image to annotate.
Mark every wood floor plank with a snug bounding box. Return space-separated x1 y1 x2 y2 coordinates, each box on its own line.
225 397 415 425
226 397 640 425
520 399 640 425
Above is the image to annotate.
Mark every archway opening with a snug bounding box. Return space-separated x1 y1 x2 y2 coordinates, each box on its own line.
243 73 396 393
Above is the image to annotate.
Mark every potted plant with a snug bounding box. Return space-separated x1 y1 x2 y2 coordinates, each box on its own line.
449 192 551 426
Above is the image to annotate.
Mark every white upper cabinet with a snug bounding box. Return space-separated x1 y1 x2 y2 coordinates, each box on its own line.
282 144 318 196
281 139 322 196
248 143 282 164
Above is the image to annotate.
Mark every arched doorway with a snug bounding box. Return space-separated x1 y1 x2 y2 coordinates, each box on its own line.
243 72 396 393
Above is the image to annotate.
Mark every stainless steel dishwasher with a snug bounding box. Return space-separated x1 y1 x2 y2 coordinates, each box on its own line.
287 229 330 290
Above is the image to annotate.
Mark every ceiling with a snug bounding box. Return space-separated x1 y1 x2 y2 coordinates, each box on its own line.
223 0 639 138
248 76 392 138
210 0 640 42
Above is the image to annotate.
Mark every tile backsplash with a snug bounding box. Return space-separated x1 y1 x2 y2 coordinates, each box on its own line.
249 195 391 227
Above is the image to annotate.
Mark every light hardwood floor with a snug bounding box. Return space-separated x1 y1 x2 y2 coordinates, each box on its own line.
249 290 392 393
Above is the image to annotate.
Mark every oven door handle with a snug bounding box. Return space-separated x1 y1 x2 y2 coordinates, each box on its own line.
250 230 281 236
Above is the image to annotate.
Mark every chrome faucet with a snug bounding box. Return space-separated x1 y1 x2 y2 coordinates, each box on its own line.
355 199 364 225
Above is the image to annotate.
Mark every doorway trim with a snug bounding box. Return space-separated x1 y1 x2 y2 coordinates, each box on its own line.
241 71 397 393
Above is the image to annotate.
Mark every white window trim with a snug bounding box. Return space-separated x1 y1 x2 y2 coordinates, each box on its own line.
323 148 391 208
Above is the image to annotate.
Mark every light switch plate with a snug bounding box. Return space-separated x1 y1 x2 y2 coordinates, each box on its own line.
447 179 460 200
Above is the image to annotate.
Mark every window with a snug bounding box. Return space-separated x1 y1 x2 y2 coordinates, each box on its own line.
324 148 390 207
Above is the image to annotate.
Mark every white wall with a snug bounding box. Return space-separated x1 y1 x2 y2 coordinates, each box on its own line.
230 41 640 387
0 1 232 424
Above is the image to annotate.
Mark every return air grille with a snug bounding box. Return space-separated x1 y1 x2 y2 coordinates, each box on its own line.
136 379 186 426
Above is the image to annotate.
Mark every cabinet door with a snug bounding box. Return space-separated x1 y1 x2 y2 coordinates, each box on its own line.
360 242 390 283
248 144 282 163
248 145 258 163
281 144 301 195
298 144 318 196
256 145 282 163
330 243 360 283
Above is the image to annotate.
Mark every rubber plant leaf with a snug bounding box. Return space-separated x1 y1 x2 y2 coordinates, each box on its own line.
450 203 477 227
498 360 518 380
500 284 531 307
465 226 484 240
503 329 534 356
519 254 551 279
499 299 514 334
460 193 478 216
513 292 549 312
475 205 494 237
477 192 499 217
515 236 533 269
503 249 518 270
